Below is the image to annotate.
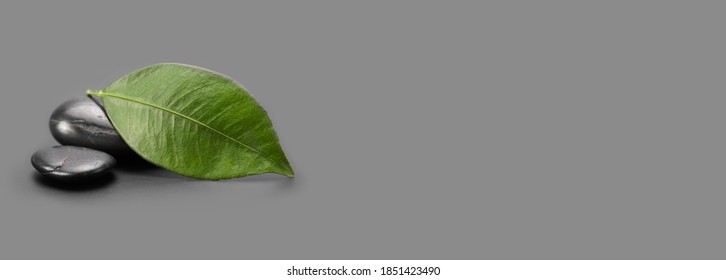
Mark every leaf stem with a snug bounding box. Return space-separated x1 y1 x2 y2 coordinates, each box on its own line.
86 89 104 96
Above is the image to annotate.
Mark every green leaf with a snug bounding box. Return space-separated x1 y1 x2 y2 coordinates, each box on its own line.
87 63 293 180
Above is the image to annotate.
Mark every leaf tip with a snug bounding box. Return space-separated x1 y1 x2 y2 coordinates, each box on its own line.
279 164 295 178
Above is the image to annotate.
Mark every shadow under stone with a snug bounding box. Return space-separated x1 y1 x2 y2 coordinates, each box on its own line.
114 155 159 172
32 172 117 193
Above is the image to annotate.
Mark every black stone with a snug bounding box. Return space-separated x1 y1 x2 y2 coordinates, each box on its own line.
49 97 133 156
31 146 116 182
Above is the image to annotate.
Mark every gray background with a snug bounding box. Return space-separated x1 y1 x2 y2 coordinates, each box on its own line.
0 1 724 259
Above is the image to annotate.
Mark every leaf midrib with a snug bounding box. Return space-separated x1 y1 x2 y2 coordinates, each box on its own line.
88 90 287 171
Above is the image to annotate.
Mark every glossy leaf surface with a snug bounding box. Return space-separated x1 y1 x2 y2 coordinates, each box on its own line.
88 63 293 179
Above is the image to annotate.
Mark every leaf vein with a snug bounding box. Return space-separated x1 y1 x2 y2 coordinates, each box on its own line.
94 91 285 170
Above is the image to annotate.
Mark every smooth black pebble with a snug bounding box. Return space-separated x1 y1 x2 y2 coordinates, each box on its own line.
49 97 133 156
31 146 116 182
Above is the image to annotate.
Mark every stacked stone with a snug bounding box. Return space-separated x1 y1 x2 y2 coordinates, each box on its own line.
31 97 135 182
